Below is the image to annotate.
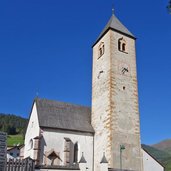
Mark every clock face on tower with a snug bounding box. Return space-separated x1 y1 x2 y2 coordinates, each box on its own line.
119 63 130 76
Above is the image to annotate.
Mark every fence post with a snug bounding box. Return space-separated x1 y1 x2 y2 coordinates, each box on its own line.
0 132 7 171
7 158 10 171
32 159 35 171
12 159 14 171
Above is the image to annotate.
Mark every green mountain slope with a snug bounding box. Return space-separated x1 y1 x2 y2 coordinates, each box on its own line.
152 139 171 155
142 144 171 161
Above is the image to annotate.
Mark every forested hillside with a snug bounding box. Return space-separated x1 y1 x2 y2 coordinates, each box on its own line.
0 113 28 135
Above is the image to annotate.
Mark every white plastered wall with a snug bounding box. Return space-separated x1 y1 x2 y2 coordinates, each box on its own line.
142 149 164 171
39 129 94 171
24 102 40 159
36 170 79 171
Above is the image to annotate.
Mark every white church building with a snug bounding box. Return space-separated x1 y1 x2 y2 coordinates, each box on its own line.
24 11 165 171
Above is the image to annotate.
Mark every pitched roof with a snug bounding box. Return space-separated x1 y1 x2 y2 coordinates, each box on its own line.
35 98 94 134
93 14 135 47
7 145 22 151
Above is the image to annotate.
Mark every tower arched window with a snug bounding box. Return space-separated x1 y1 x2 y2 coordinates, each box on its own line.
98 42 105 58
73 142 78 163
118 41 121 51
118 38 127 53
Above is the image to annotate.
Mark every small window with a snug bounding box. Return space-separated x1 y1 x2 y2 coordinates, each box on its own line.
99 48 103 56
122 43 126 52
118 38 127 53
28 139 33 150
98 42 105 58
118 41 121 51
73 142 78 163
10 153 13 156
31 121 34 128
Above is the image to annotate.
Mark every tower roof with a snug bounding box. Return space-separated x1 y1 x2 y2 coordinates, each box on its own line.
93 14 135 47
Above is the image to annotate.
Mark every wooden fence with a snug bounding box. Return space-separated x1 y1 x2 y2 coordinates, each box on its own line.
4 158 35 171
0 132 7 171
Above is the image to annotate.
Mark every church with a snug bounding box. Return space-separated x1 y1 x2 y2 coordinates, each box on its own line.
23 11 165 171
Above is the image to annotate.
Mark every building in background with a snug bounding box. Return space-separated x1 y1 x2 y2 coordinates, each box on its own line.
7 145 24 159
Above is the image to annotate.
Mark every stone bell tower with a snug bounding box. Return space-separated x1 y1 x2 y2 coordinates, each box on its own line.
91 11 143 171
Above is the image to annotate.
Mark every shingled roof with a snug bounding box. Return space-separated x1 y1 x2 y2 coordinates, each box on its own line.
35 98 94 133
93 14 135 46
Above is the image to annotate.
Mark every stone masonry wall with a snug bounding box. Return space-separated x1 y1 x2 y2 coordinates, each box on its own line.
92 31 112 171
110 31 143 171
92 30 143 171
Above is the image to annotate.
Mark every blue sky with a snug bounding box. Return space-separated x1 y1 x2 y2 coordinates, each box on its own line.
0 0 171 145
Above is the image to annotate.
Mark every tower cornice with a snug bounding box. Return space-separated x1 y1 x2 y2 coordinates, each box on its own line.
92 27 136 48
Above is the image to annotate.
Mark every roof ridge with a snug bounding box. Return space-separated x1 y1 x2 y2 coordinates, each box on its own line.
35 97 91 109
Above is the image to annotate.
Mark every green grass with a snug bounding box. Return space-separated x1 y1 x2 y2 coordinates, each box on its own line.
7 134 24 147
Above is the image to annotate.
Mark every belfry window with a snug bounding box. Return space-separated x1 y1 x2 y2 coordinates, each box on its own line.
118 41 121 51
118 38 127 53
122 43 126 51
98 42 105 58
